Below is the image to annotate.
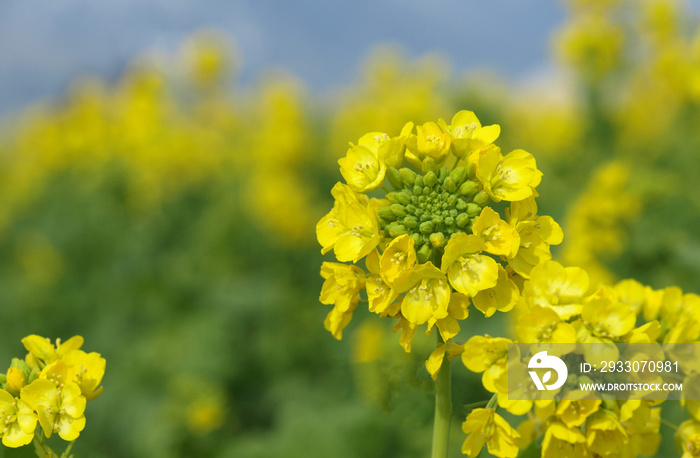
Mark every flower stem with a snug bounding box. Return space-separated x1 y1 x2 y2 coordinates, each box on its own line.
32 430 58 458
431 337 452 458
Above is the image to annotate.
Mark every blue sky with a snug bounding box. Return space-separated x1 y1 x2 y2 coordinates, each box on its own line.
0 0 566 115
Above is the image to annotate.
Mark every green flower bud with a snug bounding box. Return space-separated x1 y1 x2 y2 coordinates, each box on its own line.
410 233 422 245
466 203 482 217
424 171 438 188
447 195 457 206
390 203 407 218
430 232 446 248
444 216 455 226
449 209 458 217
419 221 434 234
455 198 468 211
400 168 418 187
443 177 456 193
406 204 416 213
415 175 424 187
387 167 404 190
398 191 412 206
422 157 437 174
404 216 419 228
450 166 467 186
378 218 389 230
456 213 470 228
473 190 489 207
416 244 433 263
387 223 408 238
412 185 422 196
466 161 476 178
459 180 479 197
386 192 402 204
432 215 443 226
378 205 396 221
438 166 449 181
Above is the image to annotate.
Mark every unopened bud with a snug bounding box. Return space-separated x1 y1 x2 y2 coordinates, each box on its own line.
459 180 479 197
430 232 446 248
422 157 437 174
473 190 489 207
386 223 408 238
378 205 396 221
450 167 467 186
419 221 434 234
438 166 449 181
466 203 482 217
386 192 402 204
398 191 411 206
416 244 433 263
456 213 470 228
390 204 407 218
443 177 456 193
386 167 403 190
404 216 419 229
424 171 438 188
400 168 418 187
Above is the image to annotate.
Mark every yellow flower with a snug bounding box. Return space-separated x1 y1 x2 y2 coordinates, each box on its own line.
462 335 512 393
5 365 27 396
426 292 470 342
21 378 86 441
614 279 649 315
379 234 416 285
0 389 36 448
476 147 542 202
415 121 451 162
319 262 366 313
585 409 628 457
393 262 450 325
541 422 588 458
461 408 520 458
556 390 601 428
578 290 635 357
338 144 387 192
316 183 379 262
21 335 84 367
472 265 519 317
441 233 499 297
324 306 354 340
472 207 520 258
516 305 577 350
676 419 700 458
426 341 463 380
43 350 106 401
522 260 590 319
438 110 500 159
356 125 410 168
392 317 416 352
506 197 563 278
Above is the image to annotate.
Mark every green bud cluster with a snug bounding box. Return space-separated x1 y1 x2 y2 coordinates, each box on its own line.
378 164 490 263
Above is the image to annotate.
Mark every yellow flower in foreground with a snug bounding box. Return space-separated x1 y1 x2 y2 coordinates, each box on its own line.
415 121 451 162
21 379 86 441
476 147 542 202
319 262 365 313
585 410 628 457
556 390 601 428
393 262 450 325
472 207 520 258
338 144 386 192
438 110 500 159
472 265 519 317
379 234 416 285
441 233 498 297
22 335 84 366
0 389 36 448
542 422 588 458
522 260 589 319
462 335 512 393
462 408 520 458
677 419 700 458
43 350 107 401
316 183 379 262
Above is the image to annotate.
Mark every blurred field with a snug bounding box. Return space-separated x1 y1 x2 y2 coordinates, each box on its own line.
1 1 699 456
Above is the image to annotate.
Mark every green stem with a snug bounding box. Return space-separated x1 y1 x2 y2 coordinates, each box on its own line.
32 430 57 458
431 337 452 458
660 418 678 431
61 441 76 458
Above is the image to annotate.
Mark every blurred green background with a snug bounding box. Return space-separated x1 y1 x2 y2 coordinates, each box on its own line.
1 0 699 456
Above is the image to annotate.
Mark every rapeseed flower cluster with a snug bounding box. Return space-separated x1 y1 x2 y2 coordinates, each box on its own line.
317 110 560 361
0 335 105 456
